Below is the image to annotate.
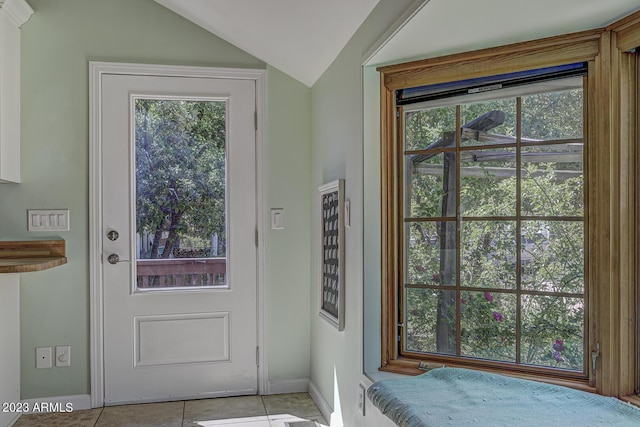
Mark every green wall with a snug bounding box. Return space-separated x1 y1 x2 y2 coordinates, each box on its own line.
266 65 312 382
309 1 418 425
0 0 311 399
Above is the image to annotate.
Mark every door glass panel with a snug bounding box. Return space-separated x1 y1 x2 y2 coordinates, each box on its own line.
134 98 227 289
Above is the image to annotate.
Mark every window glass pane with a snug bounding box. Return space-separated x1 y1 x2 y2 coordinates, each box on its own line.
521 295 584 370
406 288 456 355
404 106 456 151
460 148 516 216
134 99 227 288
460 291 516 362
401 73 585 373
461 221 517 289
406 222 456 286
521 145 583 216
521 221 584 294
407 153 456 218
460 98 516 147
521 88 583 141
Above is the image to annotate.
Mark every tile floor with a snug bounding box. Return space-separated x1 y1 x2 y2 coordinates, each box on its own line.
12 393 327 427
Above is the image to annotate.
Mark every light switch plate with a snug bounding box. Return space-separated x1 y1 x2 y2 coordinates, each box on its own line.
55 345 71 367
345 200 351 227
271 208 284 229
28 209 70 231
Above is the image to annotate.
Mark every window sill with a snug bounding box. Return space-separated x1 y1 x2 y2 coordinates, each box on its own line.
380 358 594 393
621 395 640 408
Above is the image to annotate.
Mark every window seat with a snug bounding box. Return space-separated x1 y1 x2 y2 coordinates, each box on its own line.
367 367 640 426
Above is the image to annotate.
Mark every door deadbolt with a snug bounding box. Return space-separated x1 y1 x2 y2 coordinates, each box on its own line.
107 230 119 241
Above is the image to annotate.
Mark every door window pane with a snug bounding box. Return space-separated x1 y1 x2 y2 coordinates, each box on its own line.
134 99 227 288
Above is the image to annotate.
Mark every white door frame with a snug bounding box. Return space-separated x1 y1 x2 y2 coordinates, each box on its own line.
88 61 268 408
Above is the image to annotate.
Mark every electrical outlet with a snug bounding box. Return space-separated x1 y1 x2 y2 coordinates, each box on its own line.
55 346 70 367
36 347 52 369
358 383 366 416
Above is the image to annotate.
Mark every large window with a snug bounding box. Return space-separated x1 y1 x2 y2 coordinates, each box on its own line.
401 72 586 374
377 28 639 395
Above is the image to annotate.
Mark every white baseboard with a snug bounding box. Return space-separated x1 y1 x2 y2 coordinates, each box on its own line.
6 412 21 426
21 394 91 414
264 378 309 395
308 381 332 424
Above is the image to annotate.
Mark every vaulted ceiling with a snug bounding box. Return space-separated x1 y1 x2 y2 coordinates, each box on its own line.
153 0 380 87
155 0 640 87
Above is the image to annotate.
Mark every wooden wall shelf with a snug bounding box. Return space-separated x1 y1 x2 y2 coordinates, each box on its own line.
0 239 67 273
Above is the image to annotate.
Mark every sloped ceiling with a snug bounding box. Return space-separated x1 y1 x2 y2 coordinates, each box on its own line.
153 0 380 87
368 0 640 66
154 0 640 87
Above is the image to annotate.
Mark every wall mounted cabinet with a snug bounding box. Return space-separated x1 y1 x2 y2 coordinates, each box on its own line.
0 0 33 183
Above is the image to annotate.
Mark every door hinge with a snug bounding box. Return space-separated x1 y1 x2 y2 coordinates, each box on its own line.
592 342 600 372
256 346 260 366
254 111 258 130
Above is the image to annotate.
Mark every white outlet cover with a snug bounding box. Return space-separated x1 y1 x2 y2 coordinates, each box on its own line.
36 347 52 369
358 383 366 416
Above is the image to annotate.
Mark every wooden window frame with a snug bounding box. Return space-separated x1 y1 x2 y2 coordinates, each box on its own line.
378 19 639 398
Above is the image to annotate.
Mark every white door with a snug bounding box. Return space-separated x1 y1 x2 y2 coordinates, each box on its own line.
101 73 257 404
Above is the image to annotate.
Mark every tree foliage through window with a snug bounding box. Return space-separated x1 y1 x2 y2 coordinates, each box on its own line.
403 82 585 371
135 99 227 260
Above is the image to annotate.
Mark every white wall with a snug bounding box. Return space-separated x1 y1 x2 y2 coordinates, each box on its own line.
309 1 421 425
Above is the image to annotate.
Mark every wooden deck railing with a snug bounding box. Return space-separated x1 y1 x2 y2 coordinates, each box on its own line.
136 258 226 288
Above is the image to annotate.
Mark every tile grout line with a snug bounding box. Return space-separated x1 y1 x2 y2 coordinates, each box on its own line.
93 406 104 427
260 394 268 416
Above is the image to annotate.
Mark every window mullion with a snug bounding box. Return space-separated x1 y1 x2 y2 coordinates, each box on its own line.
515 96 523 365
455 104 462 357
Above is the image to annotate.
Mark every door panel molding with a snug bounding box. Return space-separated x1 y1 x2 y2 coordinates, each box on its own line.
89 62 267 408
134 312 230 367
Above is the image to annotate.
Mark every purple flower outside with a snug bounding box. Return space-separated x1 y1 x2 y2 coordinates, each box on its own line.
484 292 494 303
492 311 503 322
553 339 566 352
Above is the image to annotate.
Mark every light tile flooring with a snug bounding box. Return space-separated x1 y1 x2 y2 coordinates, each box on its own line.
13 394 327 427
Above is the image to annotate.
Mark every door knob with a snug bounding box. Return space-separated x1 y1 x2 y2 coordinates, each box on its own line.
107 230 119 241
107 254 129 264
